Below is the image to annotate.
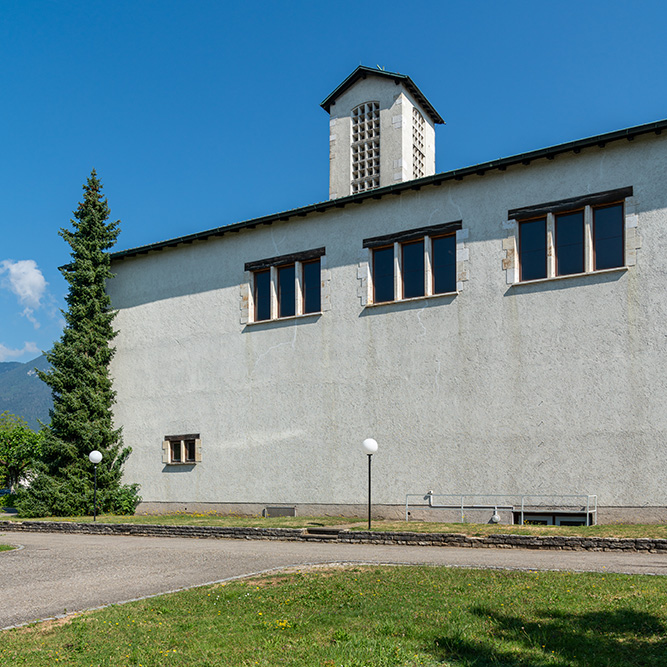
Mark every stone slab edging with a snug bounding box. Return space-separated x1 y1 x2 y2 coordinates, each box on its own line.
2 520 667 553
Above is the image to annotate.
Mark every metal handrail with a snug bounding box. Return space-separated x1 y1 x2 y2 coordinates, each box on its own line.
405 493 598 525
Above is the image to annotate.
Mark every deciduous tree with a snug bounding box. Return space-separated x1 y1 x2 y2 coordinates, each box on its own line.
0 412 42 491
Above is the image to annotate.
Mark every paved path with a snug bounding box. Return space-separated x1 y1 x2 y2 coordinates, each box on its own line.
2 531 667 629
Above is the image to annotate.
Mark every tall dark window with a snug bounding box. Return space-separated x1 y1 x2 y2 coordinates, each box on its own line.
432 235 457 294
519 218 547 281
594 204 624 270
302 259 321 314
373 246 394 303
511 188 630 283
402 240 425 298
278 264 296 318
254 270 271 321
247 248 324 323
555 211 584 276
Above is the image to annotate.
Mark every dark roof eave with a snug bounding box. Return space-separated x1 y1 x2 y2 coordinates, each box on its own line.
110 117 667 262
320 65 445 125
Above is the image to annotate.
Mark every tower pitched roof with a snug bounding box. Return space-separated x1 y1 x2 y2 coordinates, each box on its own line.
320 65 445 125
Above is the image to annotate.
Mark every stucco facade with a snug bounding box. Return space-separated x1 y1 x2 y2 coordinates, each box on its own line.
108 70 667 524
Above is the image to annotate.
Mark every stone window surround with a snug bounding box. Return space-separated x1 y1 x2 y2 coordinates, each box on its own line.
240 248 331 325
358 221 470 306
162 434 202 466
502 187 640 285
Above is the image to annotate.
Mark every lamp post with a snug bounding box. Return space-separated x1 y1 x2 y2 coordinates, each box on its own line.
88 450 103 521
361 438 378 530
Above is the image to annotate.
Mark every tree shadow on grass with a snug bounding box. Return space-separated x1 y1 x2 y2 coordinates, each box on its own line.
430 606 667 666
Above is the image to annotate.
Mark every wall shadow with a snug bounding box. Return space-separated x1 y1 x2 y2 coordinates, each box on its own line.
430 605 667 666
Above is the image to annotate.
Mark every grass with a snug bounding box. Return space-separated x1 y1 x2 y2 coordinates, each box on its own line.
0 544 14 552
360 520 667 539
5 511 667 539
3 565 667 666
1 512 364 529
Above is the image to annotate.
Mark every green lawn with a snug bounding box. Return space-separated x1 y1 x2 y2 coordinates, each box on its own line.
3 565 667 666
0 544 14 552
2 512 363 529
5 512 667 539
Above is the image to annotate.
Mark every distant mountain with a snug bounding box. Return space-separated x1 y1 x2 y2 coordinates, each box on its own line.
0 355 52 430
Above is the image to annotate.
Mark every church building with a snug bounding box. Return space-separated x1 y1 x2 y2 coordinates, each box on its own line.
108 66 667 524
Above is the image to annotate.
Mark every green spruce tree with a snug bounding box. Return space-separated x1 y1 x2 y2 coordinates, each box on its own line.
16 170 140 517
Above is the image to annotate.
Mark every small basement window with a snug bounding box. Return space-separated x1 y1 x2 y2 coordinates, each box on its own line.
163 434 201 465
513 512 593 526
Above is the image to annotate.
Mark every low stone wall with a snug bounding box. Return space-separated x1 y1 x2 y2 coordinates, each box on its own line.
339 530 667 552
2 520 667 553
0 520 304 541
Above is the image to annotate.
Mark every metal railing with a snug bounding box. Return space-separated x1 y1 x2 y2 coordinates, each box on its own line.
405 492 598 525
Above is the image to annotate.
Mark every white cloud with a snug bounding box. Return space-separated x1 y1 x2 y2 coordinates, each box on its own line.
0 341 39 362
21 307 40 329
0 259 49 329
0 259 48 308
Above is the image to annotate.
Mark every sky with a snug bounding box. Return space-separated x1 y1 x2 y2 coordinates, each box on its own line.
2 0 667 362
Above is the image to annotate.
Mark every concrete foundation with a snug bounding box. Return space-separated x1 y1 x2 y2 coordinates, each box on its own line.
136 502 667 525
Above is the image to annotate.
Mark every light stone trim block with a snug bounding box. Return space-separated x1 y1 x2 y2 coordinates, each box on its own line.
357 249 371 306
456 228 470 291
624 196 641 266
240 278 250 324
320 255 332 312
502 220 519 284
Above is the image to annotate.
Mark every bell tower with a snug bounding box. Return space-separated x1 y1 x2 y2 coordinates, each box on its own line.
321 66 444 199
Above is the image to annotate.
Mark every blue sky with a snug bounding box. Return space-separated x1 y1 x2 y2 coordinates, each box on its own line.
2 0 667 362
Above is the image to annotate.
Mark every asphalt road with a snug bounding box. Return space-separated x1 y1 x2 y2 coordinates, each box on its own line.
2 531 667 630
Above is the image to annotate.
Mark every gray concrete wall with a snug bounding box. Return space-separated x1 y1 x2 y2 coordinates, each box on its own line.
108 131 667 521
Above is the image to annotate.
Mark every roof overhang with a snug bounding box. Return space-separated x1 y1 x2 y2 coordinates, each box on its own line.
320 65 445 125
111 117 667 262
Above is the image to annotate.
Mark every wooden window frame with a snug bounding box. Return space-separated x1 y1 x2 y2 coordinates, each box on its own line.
430 233 457 296
163 434 201 466
555 209 585 277
593 202 625 271
401 239 426 300
301 258 321 315
372 245 395 303
277 263 296 319
518 217 548 282
511 188 631 283
246 248 325 323
253 269 271 322
370 230 458 304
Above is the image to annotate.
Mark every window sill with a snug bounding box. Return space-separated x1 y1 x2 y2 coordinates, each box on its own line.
165 462 197 466
510 266 628 287
365 291 458 308
245 311 323 326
